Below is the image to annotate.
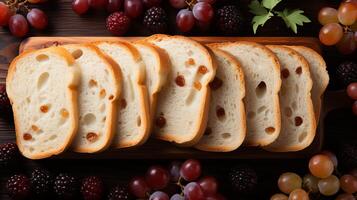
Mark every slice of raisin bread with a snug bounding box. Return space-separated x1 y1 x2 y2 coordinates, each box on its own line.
95 41 150 148
144 34 216 146
195 47 246 152
209 42 281 146
62 44 122 153
6 47 81 159
132 41 170 121
288 46 329 122
265 45 316 152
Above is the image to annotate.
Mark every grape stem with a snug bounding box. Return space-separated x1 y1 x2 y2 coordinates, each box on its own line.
185 0 196 10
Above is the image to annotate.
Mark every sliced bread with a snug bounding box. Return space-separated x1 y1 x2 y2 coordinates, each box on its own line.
6 47 81 159
288 46 329 122
144 34 216 146
209 42 281 146
95 41 150 148
132 41 170 121
62 44 122 153
265 45 316 152
195 47 246 152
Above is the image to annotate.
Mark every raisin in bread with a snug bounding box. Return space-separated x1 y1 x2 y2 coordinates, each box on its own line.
288 46 329 122
6 47 81 159
195 47 246 152
264 45 316 152
132 41 170 121
144 34 216 146
209 42 281 146
95 41 150 148
62 44 122 153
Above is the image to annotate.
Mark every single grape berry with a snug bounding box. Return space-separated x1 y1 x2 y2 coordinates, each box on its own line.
27 8 48 30
169 161 181 182
107 0 123 13
0 2 12 26
149 191 169 200
8 14 29 37
106 12 131 35
124 0 144 19
53 173 79 199
108 185 131 200
72 0 90 15
278 172 302 194
336 61 357 86
229 166 258 194
30 168 53 196
347 83 357 100
81 176 104 200
216 5 244 35
176 9 195 33
0 142 20 167
129 176 150 198
143 7 168 33
180 159 202 181
145 165 170 190
6 174 31 200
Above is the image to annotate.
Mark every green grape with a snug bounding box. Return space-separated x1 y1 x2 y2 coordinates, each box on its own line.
317 175 340 196
338 2 357 25
318 7 339 25
308 154 334 178
340 174 357 194
270 193 288 200
302 174 319 193
278 172 302 194
336 32 356 55
288 189 309 200
319 23 344 46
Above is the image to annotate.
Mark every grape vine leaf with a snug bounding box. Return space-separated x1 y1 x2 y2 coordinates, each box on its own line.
248 0 267 15
276 9 311 33
262 0 282 10
252 12 274 34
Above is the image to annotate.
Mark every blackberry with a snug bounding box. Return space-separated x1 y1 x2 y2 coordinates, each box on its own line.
108 185 132 200
0 142 20 167
6 174 31 200
216 5 244 35
143 7 168 33
53 173 79 199
30 168 53 196
336 61 357 86
229 166 258 194
81 176 104 200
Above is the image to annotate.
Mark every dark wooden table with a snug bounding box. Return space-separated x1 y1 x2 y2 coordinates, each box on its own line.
1 0 357 199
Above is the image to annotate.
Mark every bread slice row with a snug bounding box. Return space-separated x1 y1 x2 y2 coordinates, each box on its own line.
7 34 329 159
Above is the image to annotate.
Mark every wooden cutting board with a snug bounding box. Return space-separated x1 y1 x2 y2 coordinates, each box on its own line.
1 36 347 159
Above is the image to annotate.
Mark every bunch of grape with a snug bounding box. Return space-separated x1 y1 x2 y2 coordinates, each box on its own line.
347 82 357 115
318 0 357 54
171 0 215 33
128 159 226 200
270 151 357 200
0 0 48 37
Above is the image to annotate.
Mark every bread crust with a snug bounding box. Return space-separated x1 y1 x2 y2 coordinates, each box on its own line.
63 44 122 153
208 41 282 146
6 47 80 159
144 34 216 146
195 47 246 152
264 45 317 152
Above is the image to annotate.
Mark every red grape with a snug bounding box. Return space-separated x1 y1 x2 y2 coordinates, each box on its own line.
198 176 218 195
336 32 356 54
347 83 357 100
338 2 357 25
107 0 122 13
9 14 29 37
150 191 169 200
353 101 357 115
169 161 181 182
197 0 216 4
89 0 108 10
180 159 202 181
169 0 186 9
124 0 143 19
184 182 204 200
192 2 214 22
171 194 185 200
143 0 161 8
0 2 12 26
129 176 150 198
340 174 357 194
318 7 339 25
146 166 170 190
27 9 48 30
176 9 195 32
72 0 90 15
319 23 343 46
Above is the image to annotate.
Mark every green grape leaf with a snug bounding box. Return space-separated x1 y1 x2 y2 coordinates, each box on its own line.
252 12 274 34
248 0 268 15
262 0 282 10
276 9 311 33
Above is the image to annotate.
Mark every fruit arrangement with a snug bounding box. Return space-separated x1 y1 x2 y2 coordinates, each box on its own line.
318 0 357 54
270 151 357 200
0 0 48 37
